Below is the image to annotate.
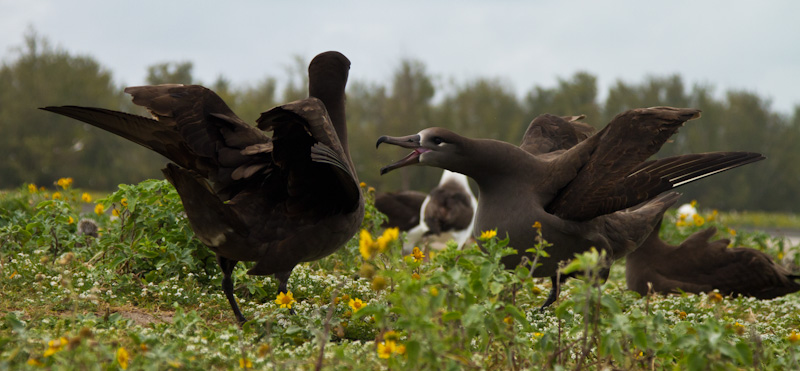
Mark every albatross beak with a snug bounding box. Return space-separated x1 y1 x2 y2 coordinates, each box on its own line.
376 134 429 175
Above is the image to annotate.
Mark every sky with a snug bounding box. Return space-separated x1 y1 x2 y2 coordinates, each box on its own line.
2 1 799 114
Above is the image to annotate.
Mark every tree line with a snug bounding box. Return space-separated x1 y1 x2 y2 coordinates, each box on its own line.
2 32 797 212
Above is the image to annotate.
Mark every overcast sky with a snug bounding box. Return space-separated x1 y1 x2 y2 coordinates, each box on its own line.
2 1 799 114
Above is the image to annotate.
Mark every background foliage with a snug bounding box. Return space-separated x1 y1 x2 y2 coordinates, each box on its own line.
2 31 798 211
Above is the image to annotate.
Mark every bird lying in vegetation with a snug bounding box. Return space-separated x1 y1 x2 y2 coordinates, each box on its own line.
42 51 364 323
626 220 800 299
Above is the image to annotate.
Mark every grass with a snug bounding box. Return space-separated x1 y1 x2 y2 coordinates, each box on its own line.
2 179 800 370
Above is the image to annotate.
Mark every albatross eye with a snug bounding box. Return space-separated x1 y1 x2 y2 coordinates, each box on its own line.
433 137 444 145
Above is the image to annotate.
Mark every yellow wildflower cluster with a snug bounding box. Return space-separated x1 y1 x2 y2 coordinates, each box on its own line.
359 228 399 260
275 291 296 309
377 339 406 359
410 247 425 262
28 183 37 193
788 330 800 343
479 229 497 241
52 192 62 200
94 204 105 216
44 337 68 357
692 214 705 227
56 177 73 189
117 347 130 369
239 358 253 368
81 193 92 203
349 297 366 313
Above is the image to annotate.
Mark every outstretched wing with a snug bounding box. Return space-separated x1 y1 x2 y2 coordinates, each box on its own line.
42 84 273 200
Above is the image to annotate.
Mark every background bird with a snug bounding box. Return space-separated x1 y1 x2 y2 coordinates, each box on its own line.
626 220 800 299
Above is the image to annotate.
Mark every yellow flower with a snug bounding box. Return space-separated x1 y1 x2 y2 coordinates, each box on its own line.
349 298 366 313
112 209 121 217
376 228 399 252
81 193 92 203
693 214 705 227
728 228 737 236
68 216 74 224
532 332 544 340
359 229 375 260
52 192 62 200
531 286 541 295
778 251 785 260
117 347 129 370
28 184 37 193
239 357 253 368
732 322 745 335
708 209 718 221
480 229 497 241
359 182 366 188
377 340 398 359
120 198 128 207
532 221 542 230
56 177 73 189
503 316 513 325
411 247 425 262
275 291 295 309
368 186 375 193
395 343 406 355
788 330 800 343
430 287 439 297
708 292 723 303
258 344 271 357
690 200 697 208
411 273 421 280
44 337 68 357
678 311 687 320
27 358 44 367
94 203 105 215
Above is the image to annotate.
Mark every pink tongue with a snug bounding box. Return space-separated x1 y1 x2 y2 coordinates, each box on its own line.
416 148 431 154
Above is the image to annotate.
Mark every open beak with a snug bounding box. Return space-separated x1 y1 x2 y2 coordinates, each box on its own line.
376 134 430 175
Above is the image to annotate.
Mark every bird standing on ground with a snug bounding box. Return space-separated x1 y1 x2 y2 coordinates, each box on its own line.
377 107 764 307
42 51 363 323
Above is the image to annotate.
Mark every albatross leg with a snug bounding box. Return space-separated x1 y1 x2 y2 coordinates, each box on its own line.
275 269 295 315
217 256 246 324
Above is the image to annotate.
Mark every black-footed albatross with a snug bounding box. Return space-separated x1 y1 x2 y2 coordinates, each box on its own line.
401 170 477 254
626 220 800 299
377 107 765 307
375 190 427 231
41 51 364 323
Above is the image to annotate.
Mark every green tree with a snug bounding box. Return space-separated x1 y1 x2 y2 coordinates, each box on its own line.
145 61 194 85
0 31 164 189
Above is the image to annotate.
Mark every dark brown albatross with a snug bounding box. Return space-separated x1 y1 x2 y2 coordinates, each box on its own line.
377 107 765 308
626 220 800 299
41 51 364 323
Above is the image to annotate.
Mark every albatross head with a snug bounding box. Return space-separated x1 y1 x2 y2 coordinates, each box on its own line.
376 127 465 175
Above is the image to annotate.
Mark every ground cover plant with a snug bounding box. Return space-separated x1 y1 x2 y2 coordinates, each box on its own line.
2 179 800 370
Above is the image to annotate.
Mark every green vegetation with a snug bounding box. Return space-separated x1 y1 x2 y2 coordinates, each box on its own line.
2 31 799 211
2 180 800 369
